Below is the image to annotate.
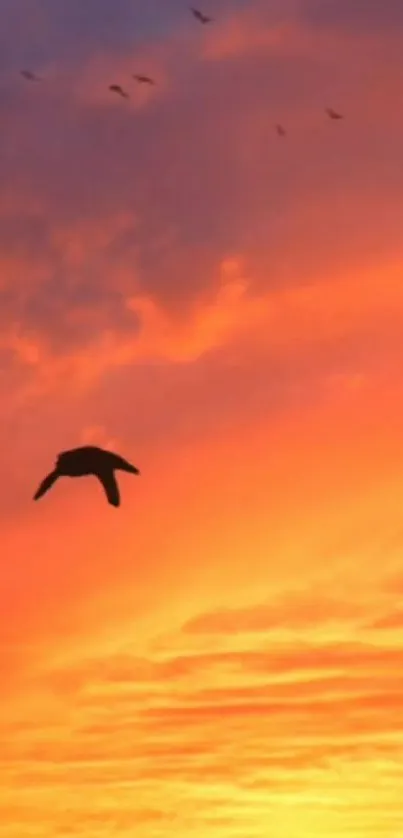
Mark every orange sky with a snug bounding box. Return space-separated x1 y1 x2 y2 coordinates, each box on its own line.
2 1 403 836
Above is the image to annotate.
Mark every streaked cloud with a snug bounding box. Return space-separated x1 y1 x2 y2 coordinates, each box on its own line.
3 583 403 836
1 0 403 836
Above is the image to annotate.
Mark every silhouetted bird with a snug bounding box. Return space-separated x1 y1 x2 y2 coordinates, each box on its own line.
276 124 286 137
326 107 343 120
33 446 140 507
109 84 129 99
21 69 41 81
190 7 212 23
133 74 155 85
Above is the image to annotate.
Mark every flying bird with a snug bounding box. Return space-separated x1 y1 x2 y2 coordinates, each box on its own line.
33 446 140 507
190 7 212 23
109 84 129 99
276 124 286 137
326 107 343 120
133 74 155 85
21 69 41 81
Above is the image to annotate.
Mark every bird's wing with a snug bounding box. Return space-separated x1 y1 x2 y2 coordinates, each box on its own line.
33 470 59 501
97 471 120 506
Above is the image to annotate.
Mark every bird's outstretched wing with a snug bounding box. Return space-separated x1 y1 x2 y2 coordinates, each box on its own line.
326 107 343 119
33 470 59 501
134 74 155 84
21 70 41 81
97 471 120 506
109 85 128 98
191 7 211 22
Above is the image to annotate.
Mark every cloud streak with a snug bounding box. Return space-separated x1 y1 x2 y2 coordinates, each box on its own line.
1 0 403 836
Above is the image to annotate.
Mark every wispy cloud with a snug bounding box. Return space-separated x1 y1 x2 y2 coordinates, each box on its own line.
1 0 403 836
4 583 403 836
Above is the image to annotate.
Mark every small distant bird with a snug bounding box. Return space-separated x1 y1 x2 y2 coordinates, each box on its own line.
133 74 155 85
21 69 41 82
109 84 129 99
33 446 140 507
326 107 343 120
190 7 212 23
276 124 286 137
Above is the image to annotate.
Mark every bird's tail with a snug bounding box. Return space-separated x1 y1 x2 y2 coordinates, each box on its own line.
110 454 140 474
119 460 140 475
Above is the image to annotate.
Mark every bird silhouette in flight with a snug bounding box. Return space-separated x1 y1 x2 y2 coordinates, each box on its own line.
276 123 286 137
133 74 155 85
21 69 41 81
326 107 343 120
190 7 212 23
33 446 140 507
109 84 129 99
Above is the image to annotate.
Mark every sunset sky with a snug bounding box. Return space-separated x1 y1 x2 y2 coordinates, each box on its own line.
3 0 403 835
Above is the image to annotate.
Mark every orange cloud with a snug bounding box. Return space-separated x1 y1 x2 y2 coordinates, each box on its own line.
2 1 403 836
